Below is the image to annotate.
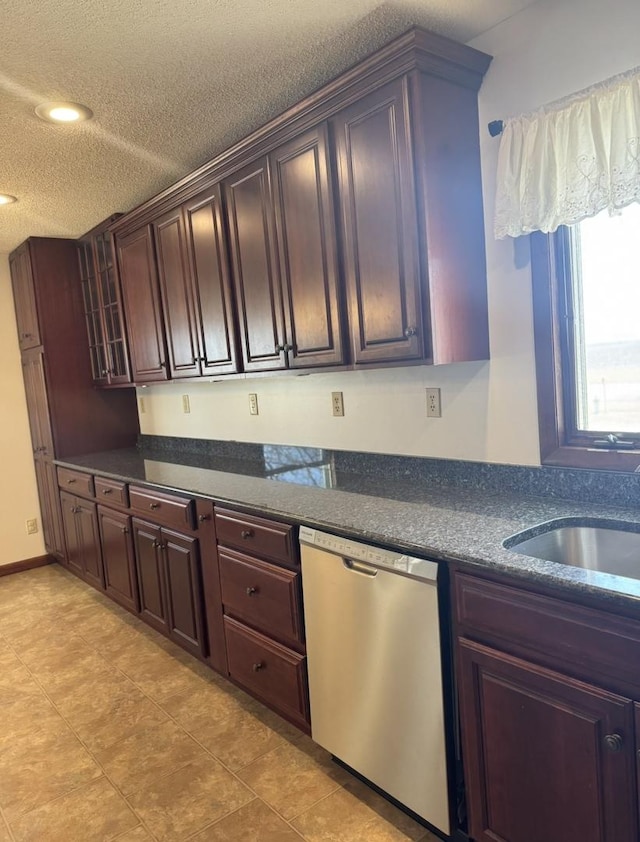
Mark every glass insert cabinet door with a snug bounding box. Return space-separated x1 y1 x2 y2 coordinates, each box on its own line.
78 228 131 386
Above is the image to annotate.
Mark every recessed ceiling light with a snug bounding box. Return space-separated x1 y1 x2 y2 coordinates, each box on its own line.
35 101 93 123
0 194 17 205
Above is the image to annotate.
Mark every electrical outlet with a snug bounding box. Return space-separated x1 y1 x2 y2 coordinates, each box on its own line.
139 397 146 414
249 393 259 415
182 394 191 414
332 391 344 417
426 387 441 418
26 518 38 535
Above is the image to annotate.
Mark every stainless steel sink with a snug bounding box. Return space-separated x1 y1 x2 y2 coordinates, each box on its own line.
504 518 640 579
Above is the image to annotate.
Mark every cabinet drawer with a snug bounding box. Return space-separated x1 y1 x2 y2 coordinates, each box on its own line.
224 616 309 727
57 467 94 498
95 476 128 508
454 572 640 692
130 486 195 530
219 548 303 647
215 508 297 566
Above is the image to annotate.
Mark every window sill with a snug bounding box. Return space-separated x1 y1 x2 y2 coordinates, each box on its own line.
542 445 640 472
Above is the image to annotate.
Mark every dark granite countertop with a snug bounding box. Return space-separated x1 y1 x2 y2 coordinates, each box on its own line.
55 442 640 614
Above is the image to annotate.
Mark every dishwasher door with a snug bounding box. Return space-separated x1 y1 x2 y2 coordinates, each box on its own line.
301 536 450 836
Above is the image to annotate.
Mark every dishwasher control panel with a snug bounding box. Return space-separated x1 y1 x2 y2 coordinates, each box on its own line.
299 526 438 582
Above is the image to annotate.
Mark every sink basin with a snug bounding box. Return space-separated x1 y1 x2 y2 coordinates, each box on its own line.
504 518 640 579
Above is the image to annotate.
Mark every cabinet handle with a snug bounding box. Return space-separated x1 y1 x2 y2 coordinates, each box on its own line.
152 539 160 548
252 662 264 672
241 529 254 539
71 506 81 514
101 369 109 377
198 514 211 522
121 527 129 534
246 586 258 596
149 502 160 510
604 733 624 752
22 333 32 339
102 488 113 495
404 326 417 338
67 478 76 484
159 361 167 368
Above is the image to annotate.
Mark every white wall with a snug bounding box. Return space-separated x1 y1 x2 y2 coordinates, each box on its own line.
0 254 45 565
134 0 640 464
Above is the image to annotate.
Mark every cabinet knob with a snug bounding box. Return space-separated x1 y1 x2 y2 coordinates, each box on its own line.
149 502 160 510
101 369 109 377
283 343 293 353
604 733 624 752
198 514 211 522
241 529 254 539
121 527 129 534
102 488 113 495
404 326 417 338
152 539 160 548
246 586 258 596
252 662 264 672
159 361 167 368
275 344 284 353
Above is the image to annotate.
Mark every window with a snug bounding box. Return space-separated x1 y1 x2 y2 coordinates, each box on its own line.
531 204 640 470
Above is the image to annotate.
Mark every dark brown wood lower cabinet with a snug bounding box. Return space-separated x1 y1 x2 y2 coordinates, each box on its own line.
59 490 104 589
458 638 638 842
36 458 65 559
132 518 205 658
98 506 138 613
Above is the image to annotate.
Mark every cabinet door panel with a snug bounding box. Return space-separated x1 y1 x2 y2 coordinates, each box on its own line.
184 185 239 375
10 246 41 350
21 349 54 458
99 507 138 612
78 240 108 384
271 126 344 368
76 500 104 590
117 226 168 382
333 78 423 364
132 519 167 632
163 529 205 658
153 209 201 378
60 490 82 575
458 638 638 842
39 459 65 558
225 160 285 371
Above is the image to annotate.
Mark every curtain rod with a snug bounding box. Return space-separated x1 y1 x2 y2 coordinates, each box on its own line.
488 120 504 137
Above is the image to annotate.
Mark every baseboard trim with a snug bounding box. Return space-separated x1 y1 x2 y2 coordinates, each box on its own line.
0 555 53 577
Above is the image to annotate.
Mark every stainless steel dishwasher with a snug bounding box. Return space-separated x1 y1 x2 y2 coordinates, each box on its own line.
300 526 450 836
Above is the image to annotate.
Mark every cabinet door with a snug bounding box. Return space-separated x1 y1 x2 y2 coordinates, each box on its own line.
21 348 54 458
132 519 168 632
98 507 138 612
458 638 638 842
153 208 201 379
96 231 132 385
271 125 345 368
76 499 104 590
10 244 41 350
224 158 286 371
163 529 205 658
184 185 240 375
37 459 65 559
333 78 423 364
78 239 109 384
60 490 83 576
117 226 168 382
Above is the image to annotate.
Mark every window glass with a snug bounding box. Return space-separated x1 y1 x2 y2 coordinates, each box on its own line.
570 203 640 434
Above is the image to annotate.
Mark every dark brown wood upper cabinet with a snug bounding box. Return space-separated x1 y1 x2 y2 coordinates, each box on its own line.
333 79 422 365
184 185 240 376
271 125 345 368
224 158 286 372
117 225 169 382
152 207 201 379
10 245 41 351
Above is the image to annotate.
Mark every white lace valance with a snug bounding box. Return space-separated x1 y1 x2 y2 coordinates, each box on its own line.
494 67 640 239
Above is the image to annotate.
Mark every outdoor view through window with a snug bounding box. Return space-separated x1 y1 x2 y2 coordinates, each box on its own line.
571 202 640 435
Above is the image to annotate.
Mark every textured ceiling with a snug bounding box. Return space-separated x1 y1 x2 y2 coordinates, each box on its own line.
0 0 537 252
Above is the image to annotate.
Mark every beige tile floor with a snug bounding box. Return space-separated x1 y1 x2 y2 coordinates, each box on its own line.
0 565 440 842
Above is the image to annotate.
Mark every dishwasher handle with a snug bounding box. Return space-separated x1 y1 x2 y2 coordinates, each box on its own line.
343 558 378 577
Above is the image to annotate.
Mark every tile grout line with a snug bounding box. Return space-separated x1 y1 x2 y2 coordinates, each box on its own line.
0 805 17 842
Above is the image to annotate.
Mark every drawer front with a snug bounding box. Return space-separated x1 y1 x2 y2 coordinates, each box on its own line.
95 477 128 508
57 467 94 498
219 548 303 646
130 486 195 531
215 507 297 566
455 572 640 692
224 616 309 727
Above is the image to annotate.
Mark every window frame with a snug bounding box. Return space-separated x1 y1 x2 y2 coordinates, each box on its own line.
531 228 640 472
